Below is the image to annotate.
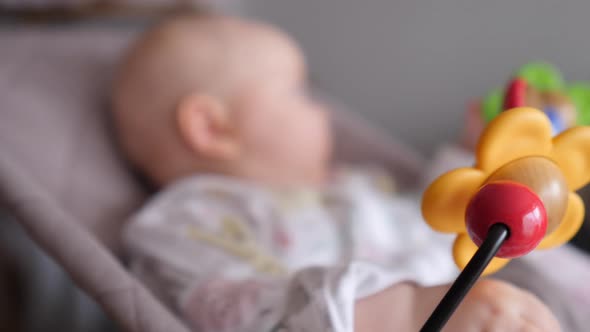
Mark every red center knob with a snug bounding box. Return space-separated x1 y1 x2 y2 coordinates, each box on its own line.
465 181 547 258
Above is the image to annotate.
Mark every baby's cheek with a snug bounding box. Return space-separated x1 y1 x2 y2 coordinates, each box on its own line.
244 114 292 152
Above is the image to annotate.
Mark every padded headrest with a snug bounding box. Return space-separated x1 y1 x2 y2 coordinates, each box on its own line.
0 27 146 252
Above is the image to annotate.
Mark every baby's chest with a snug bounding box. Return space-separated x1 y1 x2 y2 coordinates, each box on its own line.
272 207 343 270
271 196 410 268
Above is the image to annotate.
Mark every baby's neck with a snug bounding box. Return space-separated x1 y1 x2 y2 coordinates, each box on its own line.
156 160 331 191
240 168 330 191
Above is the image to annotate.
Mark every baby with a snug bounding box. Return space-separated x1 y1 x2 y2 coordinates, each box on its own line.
112 13 560 331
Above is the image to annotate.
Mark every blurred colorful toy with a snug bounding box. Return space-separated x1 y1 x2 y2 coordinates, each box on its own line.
420 106 590 331
480 62 590 134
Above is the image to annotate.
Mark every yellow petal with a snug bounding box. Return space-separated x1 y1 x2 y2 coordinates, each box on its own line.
422 168 486 233
453 233 510 275
550 126 590 191
537 192 585 249
476 108 553 172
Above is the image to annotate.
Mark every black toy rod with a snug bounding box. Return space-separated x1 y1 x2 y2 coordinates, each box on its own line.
420 223 510 332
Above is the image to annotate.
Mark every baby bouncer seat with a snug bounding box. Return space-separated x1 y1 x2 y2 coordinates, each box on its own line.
0 6 425 331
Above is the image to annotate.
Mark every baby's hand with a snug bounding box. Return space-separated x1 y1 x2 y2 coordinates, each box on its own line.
417 279 561 332
355 279 560 332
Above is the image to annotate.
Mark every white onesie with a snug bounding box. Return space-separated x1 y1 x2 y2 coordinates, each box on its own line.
123 168 458 332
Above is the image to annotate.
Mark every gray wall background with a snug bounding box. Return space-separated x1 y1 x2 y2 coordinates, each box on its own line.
241 0 590 154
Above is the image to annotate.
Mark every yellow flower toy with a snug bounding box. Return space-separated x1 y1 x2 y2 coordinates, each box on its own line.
422 107 590 275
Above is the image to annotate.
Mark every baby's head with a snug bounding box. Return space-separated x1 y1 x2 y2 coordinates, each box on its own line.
112 14 331 188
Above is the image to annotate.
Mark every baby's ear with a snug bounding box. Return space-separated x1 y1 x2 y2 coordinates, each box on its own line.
176 93 240 160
